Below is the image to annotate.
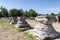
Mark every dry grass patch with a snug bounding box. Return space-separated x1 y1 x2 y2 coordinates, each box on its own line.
23 32 36 40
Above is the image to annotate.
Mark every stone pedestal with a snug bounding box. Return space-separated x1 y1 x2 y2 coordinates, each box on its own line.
27 16 60 40
15 17 29 28
8 17 17 24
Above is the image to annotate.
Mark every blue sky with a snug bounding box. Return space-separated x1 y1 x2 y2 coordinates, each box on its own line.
0 0 60 14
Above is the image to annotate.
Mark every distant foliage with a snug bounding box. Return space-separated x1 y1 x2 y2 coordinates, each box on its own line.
9 9 23 17
1 6 60 17
0 7 38 17
17 9 23 16
57 12 60 16
0 7 9 17
0 12 3 17
23 10 29 17
9 9 37 17
9 9 18 17
29 9 37 17
46 14 49 16
50 12 56 16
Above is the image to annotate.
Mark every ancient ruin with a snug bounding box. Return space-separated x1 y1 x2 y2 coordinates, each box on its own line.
27 16 60 40
15 17 30 28
7 17 17 24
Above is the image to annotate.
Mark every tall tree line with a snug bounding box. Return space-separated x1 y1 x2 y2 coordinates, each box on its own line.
0 7 60 17
0 7 38 17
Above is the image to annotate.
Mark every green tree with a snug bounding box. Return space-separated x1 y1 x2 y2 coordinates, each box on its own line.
9 9 18 17
9 9 24 17
46 14 49 16
0 7 9 17
29 9 37 17
57 12 60 16
23 10 29 17
17 9 24 16
51 12 56 16
0 12 3 17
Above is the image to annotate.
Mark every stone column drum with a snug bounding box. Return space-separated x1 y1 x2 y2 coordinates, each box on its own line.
27 16 60 40
15 17 29 28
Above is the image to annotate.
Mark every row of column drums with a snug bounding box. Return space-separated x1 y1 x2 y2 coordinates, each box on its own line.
3 16 60 28
4 17 30 28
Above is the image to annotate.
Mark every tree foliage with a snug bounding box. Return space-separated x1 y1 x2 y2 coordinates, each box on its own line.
0 12 3 17
23 10 29 17
57 12 60 16
0 7 9 17
9 9 18 17
0 7 38 17
29 9 37 17
9 9 23 17
51 12 56 16
17 9 23 16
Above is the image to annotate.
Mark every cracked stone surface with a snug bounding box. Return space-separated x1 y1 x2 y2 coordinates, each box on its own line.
27 16 60 40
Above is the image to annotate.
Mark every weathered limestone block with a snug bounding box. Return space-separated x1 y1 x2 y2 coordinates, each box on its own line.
9 17 15 24
7 17 17 24
3 17 9 21
13 17 17 24
15 17 29 28
8 17 12 23
27 16 60 40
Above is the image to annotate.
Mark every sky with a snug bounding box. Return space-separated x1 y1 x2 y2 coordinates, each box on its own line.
0 0 60 14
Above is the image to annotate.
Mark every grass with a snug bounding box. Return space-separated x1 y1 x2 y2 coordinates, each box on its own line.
12 36 20 40
23 32 36 40
0 18 28 32
0 18 16 32
0 18 26 32
0 38 3 40
0 18 21 40
0 18 34 40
